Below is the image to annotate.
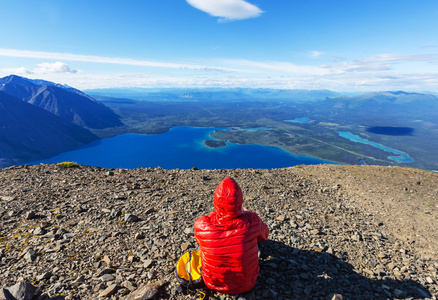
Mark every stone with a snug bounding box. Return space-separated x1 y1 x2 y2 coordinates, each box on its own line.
147 269 157 280
310 229 321 235
124 280 164 300
99 284 118 297
125 214 140 223
123 281 137 291
94 283 106 292
63 233 76 239
101 274 115 282
143 259 153 268
7 281 37 300
184 227 195 236
393 289 407 298
109 208 122 219
261 289 271 298
237 289 256 300
267 288 278 298
290 221 299 229
33 226 45 235
73 275 86 284
326 294 343 300
23 249 36 262
426 276 435 284
0 196 15 202
24 211 36 220
181 243 190 251
417 287 431 298
36 272 52 281
97 268 114 277
303 286 312 295
113 193 126 200
134 233 144 240
102 255 112 267
275 215 285 222
364 269 375 276
351 232 362 242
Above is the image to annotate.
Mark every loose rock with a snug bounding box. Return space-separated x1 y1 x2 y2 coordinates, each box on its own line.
0 164 436 300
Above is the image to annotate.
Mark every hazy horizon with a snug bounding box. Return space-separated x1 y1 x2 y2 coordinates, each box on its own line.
1 0 438 93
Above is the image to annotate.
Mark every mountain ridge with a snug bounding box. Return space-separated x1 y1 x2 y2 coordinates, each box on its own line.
0 91 98 167
0 75 123 129
86 87 342 102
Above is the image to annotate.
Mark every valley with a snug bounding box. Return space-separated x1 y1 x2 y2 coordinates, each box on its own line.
1 75 437 171
93 90 438 171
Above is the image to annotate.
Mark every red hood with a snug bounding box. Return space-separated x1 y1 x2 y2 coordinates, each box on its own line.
214 177 243 221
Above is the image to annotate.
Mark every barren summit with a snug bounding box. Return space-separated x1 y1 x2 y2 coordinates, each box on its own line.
0 164 437 299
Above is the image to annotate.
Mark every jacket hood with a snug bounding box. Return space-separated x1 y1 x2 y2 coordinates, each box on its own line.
214 177 243 221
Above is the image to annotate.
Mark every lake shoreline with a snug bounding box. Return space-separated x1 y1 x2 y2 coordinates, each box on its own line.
27 126 336 170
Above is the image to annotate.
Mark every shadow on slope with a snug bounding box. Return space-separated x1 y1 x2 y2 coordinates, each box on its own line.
256 239 431 299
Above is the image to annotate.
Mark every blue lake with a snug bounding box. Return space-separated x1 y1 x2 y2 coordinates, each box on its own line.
30 127 335 169
284 117 312 124
338 132 413 163
366 126 414 136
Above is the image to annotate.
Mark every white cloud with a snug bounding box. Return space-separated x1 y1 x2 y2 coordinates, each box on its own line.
1 48 438 92
34 62 79 74
321 53 438 73
221 58 328 75
359 53 437 63
0 48 234 72
3 67 436 93
330 57 346 62
186 0 263 21
1 67 33 75
1 62 79 76
320 61 392 72
310 51 323 58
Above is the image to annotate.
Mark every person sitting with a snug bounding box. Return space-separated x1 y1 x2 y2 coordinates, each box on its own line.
194 177 269 294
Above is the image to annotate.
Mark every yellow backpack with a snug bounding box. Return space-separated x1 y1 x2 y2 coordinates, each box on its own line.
175 250 206 295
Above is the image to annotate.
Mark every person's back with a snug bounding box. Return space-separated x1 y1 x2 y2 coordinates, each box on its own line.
194 177 269 294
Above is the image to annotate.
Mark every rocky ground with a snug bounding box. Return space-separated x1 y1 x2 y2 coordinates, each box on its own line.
0 163 437 300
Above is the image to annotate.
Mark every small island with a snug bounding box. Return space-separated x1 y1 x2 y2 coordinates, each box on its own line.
204 139 227 148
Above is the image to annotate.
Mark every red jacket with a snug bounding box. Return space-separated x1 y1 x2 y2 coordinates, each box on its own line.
194 177 269 294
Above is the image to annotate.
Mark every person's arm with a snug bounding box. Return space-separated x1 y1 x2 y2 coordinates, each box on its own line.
257 215 269 241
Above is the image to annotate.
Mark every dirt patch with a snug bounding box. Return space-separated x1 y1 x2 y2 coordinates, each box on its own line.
292 164 438 259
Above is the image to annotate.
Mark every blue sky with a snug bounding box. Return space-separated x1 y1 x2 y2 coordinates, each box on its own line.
1 0 437 92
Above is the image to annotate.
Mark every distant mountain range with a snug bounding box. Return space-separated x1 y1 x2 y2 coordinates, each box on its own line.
0 75 124 168
0 75 123 129
0 91 98 167
333 91 438 105
314 91 438 124
86 87 341 102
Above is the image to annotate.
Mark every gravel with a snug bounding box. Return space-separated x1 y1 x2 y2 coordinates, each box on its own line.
0 164 437 299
